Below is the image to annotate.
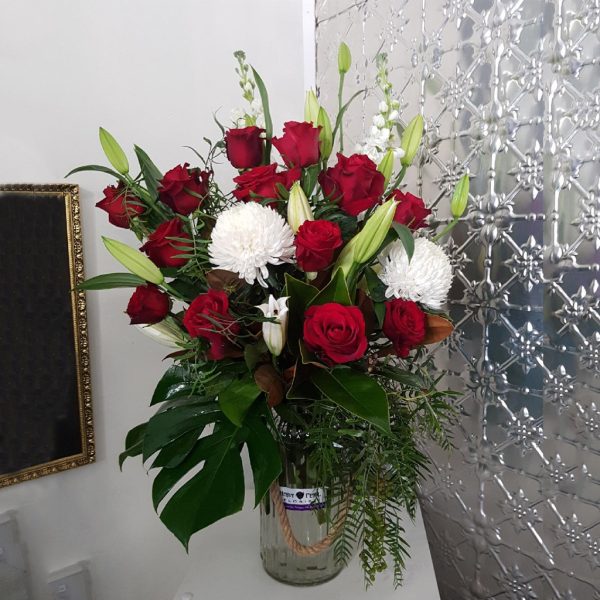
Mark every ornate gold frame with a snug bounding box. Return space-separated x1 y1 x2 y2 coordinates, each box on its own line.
0 184 95 487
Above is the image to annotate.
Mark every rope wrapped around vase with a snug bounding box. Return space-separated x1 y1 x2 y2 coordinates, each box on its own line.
268 483 351 556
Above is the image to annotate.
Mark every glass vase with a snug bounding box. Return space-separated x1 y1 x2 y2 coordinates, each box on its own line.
259 424 345 586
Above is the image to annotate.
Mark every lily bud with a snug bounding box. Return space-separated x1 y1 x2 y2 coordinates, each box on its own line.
351 198 398 264
400 115 424 167
102 237 164 284
450 174 470 218
304 90 320 124
338 42 351 74
317 107 333 160
287 181 313 233
99 127 129 174
377 148 395 188
136 316 187 348
257 295 289 357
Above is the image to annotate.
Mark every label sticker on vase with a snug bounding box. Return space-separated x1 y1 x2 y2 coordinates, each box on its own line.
280 487 326 511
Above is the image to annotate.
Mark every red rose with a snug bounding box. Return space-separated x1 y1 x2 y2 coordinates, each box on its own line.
183 290 240 360
272 121 321 168
225 126 264 169
319 153 385 216
140 218 192 268
159 163 210 215
126 284 170 325
382 299 426 358
391 190 431 229
303 303 367 364
295 220 343 272
96 183 144 229
232 163 301 203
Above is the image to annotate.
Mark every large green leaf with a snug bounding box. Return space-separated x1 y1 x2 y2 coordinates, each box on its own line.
77 272 145 291
364 267 387 303
309 268 352 307
151 426 234 509
119 423 147 469
159 422 245 549
245 410 282 506
151 365 190 405
134 145 162 199
311 368 391 433
143 403 221 460
218 376 262 426
151 428 201 470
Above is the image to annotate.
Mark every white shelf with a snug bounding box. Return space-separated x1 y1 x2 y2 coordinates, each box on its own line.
172 496 440 600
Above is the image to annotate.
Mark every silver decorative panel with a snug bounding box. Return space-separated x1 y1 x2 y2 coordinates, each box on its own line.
316 1 600 598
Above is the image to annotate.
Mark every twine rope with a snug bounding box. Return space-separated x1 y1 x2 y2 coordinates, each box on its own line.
269 483 351 556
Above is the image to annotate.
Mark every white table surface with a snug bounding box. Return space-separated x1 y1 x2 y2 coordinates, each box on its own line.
172 495 440 600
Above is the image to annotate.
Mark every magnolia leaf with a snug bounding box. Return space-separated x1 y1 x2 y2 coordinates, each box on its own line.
309 268 352 307
422 314 454 345
253 364 285 408
392 223 415 262
206 269 244 292
218 376 262 426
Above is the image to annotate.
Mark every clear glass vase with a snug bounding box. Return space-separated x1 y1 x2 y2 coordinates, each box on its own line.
259 424 345 586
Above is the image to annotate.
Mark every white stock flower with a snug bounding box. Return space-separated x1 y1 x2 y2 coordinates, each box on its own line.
257 295 289 356
209 202 295 286
378 238 453 309
372 114 386 128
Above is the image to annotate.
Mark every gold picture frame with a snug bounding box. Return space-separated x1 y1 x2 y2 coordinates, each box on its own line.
0 184 95 487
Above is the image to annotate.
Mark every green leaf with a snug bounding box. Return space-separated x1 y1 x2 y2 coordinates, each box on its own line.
392 223 415 262
251 67 273 162
119 423 147 469
373 301 386 328
284 273 318 345
151 365 189 405
143 403 221 460
65 164 128 183
311 368 390 433
151 428 200 469
134 145 162 199
103 237 164 284
159 421 245 549
364 267 387 303
309 268 352 307
99 127 129 174
245 410 282 506
77 272 145 291
218 376 262 426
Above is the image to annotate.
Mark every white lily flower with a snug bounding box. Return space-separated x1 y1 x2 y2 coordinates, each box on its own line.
257 295 290 357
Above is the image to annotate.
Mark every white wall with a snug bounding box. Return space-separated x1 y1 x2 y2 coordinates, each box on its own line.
0 2 305 598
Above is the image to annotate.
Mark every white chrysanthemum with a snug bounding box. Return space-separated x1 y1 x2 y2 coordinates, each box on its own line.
378 238 453 309
209 203 295 286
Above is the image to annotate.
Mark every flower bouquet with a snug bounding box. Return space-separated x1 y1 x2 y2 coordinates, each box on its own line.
71 44 468 587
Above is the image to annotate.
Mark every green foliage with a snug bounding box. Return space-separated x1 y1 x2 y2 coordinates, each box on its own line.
218 375 261 426
77 272 146 291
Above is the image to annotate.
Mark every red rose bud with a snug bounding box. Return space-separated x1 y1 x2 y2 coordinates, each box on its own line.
140 218 192 268
319 153 385 216
295 220 343 272
183 289 240 360
303 303 367 365
391 190 431 230
159 163 210 215
232 164 300 203
225 126 264 169
126 284 170 325
382 299 426 358
272 121 321 168
96 184 144 229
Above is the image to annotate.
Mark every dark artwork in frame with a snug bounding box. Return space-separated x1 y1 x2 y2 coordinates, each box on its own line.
0 184 94 487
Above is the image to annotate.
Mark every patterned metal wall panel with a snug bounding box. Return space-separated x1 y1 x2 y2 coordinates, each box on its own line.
315 1 600 598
